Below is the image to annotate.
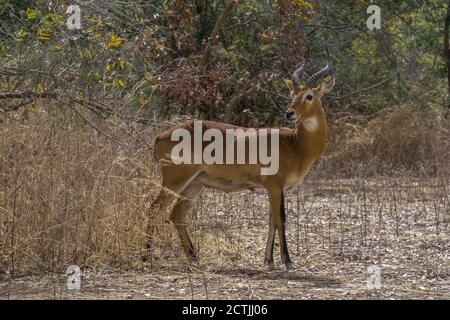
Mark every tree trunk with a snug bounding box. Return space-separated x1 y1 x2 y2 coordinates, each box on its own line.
444 0 450 118
200 0 237 72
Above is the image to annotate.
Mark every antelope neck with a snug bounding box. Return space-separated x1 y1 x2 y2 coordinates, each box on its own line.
295 107 328 159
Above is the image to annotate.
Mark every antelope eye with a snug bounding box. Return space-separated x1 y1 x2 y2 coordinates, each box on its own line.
306 94 313 101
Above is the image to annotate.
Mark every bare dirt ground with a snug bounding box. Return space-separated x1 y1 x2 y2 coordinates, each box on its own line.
1 178 449 299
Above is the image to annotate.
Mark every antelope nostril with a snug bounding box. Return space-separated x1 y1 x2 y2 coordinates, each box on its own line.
285 111 294 119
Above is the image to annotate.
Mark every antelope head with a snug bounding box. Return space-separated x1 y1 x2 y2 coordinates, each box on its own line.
284 52 335 122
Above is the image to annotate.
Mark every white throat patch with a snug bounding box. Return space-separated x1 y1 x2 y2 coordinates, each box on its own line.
301 117 319 132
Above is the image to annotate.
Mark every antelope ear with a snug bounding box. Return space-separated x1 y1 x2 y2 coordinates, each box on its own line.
317 76 336 97
285 79 296 97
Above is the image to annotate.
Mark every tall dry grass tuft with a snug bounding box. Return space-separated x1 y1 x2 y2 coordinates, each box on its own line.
0 106 180 274
322 105 449 177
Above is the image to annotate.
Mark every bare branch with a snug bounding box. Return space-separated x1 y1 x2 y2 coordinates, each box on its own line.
200 0 238 71
224 86 257 123
328 76 392 100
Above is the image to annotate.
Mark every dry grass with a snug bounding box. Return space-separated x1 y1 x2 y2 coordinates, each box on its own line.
323 104 449 177
0 107 163 274
0 103 449 299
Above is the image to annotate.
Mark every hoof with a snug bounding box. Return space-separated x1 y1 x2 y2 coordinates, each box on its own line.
142 242 152 262
141 253 151 262
142 250 152 262
265 260 275 270
285 261 295 271
187 249 198 262
186 245 198 262
184 256 199 272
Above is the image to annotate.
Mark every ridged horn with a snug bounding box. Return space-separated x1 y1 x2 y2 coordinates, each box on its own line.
306 46 332 87
291 56 308 86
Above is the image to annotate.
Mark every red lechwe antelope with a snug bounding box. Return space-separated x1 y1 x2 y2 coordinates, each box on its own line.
147 55 335 270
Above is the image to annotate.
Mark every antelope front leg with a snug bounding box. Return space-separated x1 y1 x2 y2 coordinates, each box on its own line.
267 188 293 270
279 192 294 270
264 209 276 270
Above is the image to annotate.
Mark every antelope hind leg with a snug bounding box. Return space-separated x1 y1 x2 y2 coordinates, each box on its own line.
170 181 203 261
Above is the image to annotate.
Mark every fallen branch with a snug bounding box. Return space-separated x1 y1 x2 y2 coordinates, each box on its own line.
0 91 57 99
0 87 170 130
1 99 35 113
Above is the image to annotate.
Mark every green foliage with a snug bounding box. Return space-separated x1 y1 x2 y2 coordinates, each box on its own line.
0 0 447 124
